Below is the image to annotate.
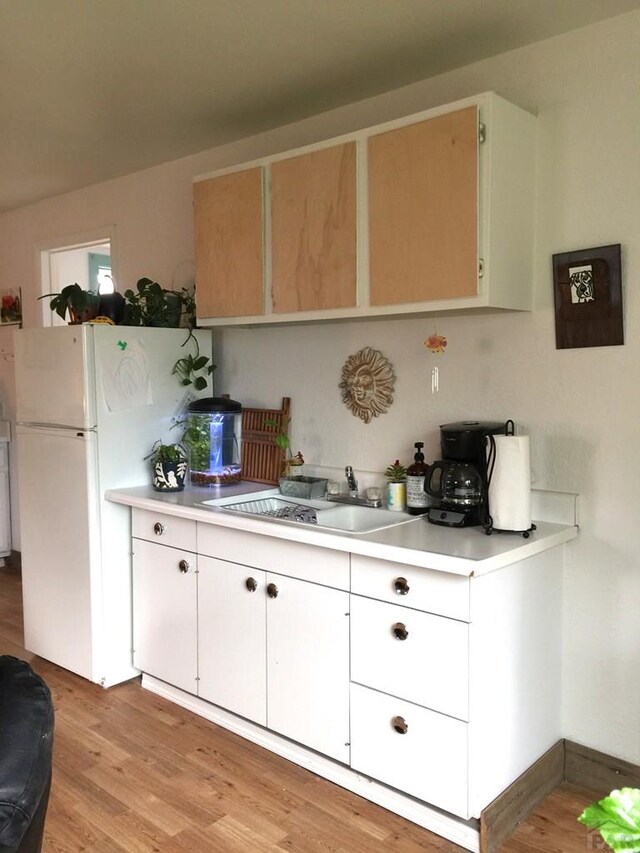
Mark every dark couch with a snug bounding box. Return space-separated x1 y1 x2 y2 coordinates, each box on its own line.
0 657 54 853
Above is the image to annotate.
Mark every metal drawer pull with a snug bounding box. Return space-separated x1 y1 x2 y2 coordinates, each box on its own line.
392 622 409 641
153 521 165 536
394 576 410 595
391 715 408 734
178 559 190 573
245 577 258 592
267 582 279 599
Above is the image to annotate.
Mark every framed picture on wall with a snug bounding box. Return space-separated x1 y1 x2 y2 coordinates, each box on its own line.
0 288 21 325
552 244 623 349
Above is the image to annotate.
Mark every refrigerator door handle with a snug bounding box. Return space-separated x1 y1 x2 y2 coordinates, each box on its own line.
17 421 98 433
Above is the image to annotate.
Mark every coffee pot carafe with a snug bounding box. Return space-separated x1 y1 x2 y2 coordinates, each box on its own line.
425 460 484 526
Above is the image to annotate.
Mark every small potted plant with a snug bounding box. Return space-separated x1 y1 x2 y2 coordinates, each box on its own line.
38 283 100 324
145 441 187 492
385 459 407 511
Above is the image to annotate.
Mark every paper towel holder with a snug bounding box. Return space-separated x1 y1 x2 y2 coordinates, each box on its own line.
483 420 537 538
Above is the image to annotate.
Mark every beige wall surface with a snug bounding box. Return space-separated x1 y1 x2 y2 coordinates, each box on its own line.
1 11 639 764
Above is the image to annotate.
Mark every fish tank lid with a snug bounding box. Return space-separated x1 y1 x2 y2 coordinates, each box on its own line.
187 396 242 414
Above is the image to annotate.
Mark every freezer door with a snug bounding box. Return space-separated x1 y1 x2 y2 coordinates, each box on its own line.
15 326 95 428
16 425 101 681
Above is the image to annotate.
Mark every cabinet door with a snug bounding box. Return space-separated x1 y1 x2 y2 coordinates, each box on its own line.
194 167 264 318
266 575 349 762
132 539 197 693
270 142 357 313
198 556 267 725
368 106 478 305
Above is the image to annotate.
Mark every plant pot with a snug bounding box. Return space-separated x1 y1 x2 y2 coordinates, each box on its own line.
387 481 406 512
152 459 186 492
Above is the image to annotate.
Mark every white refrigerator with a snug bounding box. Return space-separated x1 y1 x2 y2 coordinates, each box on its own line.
15 324 211 687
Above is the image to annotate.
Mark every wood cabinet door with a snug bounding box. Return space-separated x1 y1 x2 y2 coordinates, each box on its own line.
197 556 267 725
194 167 264 318
132 539 197 694
270 142 357 313
368 106 478 305
266 575 350 762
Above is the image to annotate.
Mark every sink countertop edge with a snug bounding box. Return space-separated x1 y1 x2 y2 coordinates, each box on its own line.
106 484 579 578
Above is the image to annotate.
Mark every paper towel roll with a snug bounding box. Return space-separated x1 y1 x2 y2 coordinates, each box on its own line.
488 434 531 532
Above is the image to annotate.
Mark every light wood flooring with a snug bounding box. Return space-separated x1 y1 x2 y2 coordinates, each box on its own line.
0 564 600 852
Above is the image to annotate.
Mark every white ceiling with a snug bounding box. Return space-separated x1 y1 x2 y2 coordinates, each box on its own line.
2 0 639 213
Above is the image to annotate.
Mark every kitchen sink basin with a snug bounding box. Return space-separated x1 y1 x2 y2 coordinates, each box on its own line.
198 492 418 535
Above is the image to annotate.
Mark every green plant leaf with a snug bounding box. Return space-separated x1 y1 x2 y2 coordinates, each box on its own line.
193 376 207 391
579 789 640 852
193 356 208 370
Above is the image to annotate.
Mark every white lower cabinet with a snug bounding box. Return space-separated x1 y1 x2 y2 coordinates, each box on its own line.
197 557 267 725
198 554 350 763
132 537 198 694
350 683 468 818
266 575 349 762
129 507 564 849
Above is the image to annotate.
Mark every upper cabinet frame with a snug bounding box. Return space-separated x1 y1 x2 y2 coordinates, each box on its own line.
193 92 536 327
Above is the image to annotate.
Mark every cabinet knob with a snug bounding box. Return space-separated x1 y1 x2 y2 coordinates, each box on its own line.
245 577 258 592
153 521 165 536
394 576 410 595
392 622 409 641
267 582 279 599
178 559 190 574
391 715 408 734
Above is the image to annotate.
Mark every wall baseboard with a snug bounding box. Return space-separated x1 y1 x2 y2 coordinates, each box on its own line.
481 739 640 851
564 739 640 794
480 740 564 853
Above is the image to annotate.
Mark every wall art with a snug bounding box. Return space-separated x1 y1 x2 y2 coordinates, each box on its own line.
0 288 21 325
339 346 395 423
552 244 623 349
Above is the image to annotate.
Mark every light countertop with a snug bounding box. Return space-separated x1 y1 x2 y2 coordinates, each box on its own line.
107 481 578 578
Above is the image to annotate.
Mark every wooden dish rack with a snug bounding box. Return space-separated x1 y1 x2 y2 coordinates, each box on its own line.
241 397 290 485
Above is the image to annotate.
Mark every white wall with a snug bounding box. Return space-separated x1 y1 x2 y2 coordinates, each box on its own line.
1 11 639 763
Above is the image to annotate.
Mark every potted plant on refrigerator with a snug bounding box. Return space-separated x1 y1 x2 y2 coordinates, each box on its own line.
38 283 100 324
145 441 187 492
122 278 195 327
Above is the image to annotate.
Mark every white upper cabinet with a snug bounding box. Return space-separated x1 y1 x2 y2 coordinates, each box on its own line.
194 92 536 326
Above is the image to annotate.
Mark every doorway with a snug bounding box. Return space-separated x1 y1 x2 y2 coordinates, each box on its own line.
39 230 115 327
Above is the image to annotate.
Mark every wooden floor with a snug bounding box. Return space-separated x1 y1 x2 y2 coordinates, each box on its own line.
0 564 599 852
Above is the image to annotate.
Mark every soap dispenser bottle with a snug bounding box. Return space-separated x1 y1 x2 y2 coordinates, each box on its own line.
406 441 429 515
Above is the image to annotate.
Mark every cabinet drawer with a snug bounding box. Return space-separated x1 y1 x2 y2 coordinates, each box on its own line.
351 595 468 721
350 683 468 819
351 554 469 621
197 523 349 589
132 508 196 551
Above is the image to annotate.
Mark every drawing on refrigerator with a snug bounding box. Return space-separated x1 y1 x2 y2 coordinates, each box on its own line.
14 324 211 686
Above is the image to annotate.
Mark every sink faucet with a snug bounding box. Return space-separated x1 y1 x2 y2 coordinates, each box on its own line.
345 466 358 497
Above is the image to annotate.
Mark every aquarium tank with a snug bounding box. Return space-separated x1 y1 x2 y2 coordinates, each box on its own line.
186 397 242 486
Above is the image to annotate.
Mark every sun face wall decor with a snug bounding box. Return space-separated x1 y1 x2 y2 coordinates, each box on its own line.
339 347 396 423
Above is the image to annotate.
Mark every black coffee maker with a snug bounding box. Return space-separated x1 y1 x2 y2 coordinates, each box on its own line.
425 420 506 527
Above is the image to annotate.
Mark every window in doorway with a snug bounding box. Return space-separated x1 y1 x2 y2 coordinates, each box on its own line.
88 253 113 294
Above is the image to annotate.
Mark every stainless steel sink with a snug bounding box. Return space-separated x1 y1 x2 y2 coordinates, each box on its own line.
198 492 418 534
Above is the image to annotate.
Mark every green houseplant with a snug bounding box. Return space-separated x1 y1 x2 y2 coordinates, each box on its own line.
385 459 407 512
578 788 640 851
38 283 100 324
122 277 195 327
172 331 214 391
144 441 187 492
